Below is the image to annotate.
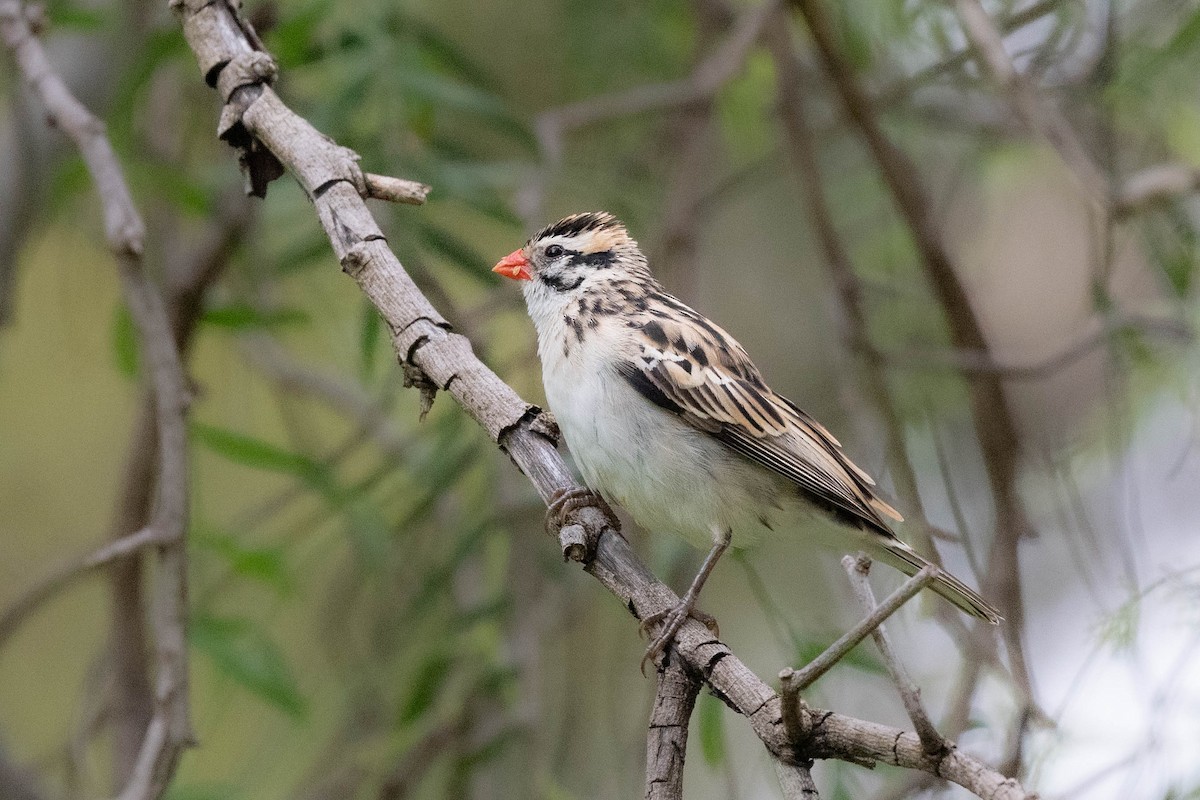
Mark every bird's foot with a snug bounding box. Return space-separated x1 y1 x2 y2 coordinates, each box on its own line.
545 487 622 559
639 601 719 675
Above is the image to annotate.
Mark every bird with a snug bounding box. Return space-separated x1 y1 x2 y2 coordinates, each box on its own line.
493 211 1001 668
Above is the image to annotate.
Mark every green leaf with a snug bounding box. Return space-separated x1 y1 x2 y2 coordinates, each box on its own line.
47 6 110 30
696 692 725 767
112 303 139 377
266 2 328 69
191 614 307 718
396 67 507 120
413 219 490 279
191 423 324 482
151 164 215 217
192 530 291 592
398 651 454 725
344 498 392 571
359 300 383 381
201 303 311 330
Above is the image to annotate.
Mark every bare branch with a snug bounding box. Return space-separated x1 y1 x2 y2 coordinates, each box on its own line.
874 0 1064 106
789 566 938 692
170 5 1036 798
843 556 949 757
953 0 1108 207
1115 163 1200 217
777 669 821 797
880 314 1192 379
0 527 166 649
775 762 821 800
0 5 193 799
764 13 943 565
519 0 778 223
789 0 1038 717
535 0 775 150
240 335 411 460
645 660 701 800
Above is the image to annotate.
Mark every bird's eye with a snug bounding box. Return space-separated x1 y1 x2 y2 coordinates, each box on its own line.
545 244 565 258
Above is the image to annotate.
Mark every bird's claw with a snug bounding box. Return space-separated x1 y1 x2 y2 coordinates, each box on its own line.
638 602 719 676
546 486 621 533
545 487 623 556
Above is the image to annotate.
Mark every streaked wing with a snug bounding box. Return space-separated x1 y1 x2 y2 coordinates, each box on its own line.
617 298 902 534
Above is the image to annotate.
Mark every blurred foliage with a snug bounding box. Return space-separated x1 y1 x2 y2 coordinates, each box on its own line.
3 0 1200 799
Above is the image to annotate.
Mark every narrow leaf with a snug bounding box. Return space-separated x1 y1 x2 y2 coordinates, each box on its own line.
191 614 307 718
191 423 324 482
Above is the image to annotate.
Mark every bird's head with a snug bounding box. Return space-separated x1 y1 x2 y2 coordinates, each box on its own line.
492 211 647 297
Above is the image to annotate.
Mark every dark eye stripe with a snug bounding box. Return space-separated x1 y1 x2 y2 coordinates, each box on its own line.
539 272 584 292
566 250 614 268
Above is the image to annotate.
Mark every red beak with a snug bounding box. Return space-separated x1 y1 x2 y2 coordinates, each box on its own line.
492 248 532 281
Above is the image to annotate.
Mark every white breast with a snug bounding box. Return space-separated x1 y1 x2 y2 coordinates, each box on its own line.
537 318 779 550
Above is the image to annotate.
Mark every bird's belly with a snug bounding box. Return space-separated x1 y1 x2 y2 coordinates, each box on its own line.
545 360 778 549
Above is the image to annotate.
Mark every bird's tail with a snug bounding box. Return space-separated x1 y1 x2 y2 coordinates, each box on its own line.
870 539 1002 625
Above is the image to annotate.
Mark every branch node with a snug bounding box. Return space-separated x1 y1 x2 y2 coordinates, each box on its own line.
528 408 560 445
545 487 620 564
216 50 275 102
558 524 588 562
401 362 437 421
340 241 371 277
779 667 813 759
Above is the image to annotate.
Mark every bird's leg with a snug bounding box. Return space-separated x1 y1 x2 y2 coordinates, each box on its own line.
545 486 623 555
640 527 731 674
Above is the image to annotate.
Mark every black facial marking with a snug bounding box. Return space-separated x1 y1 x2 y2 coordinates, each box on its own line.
540 272 585 292
642 320 669 347
567 250 615 268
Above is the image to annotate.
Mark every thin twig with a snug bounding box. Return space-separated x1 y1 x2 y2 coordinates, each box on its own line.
240 335 411 460
518 0 777 224
790 0 1038 716
108 187 249 785
953 0 1108 208
764 13 942 565
0 5 193 800
0 527 166 648
1115 163 1200 217
645 660 701 800
874 0 1065 107
790 566 938 691
362 172 430 205
880 314 1192 379
843 555 949 758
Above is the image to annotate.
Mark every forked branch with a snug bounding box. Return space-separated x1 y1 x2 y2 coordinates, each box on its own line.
0 4 193 799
